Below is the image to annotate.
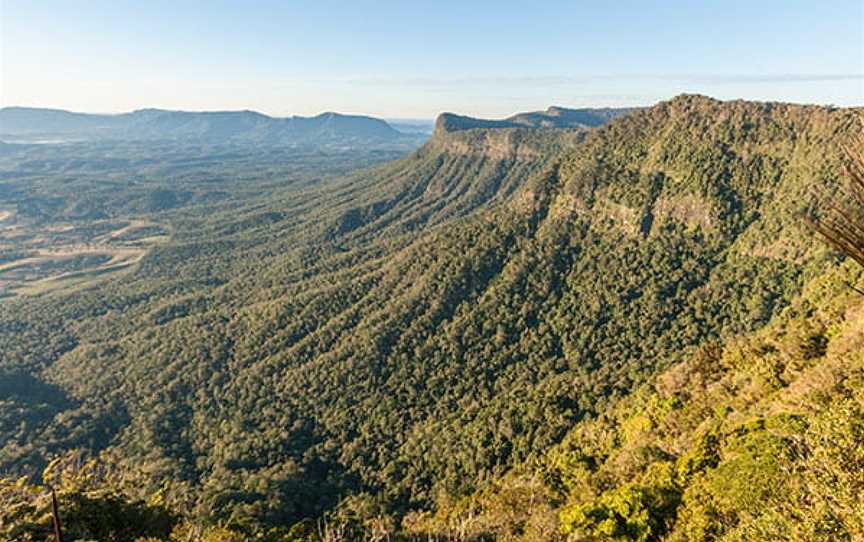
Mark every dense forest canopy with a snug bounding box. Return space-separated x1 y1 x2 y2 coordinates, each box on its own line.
1 95 862 541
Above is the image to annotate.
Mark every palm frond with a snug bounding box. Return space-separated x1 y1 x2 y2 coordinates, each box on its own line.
808 137 864 268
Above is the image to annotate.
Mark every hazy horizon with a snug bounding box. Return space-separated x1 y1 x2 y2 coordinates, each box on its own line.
2 0 863 118
2 90 862 123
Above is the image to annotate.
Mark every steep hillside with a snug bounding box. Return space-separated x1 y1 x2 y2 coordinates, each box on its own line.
409 259 864 542
0 95 859 538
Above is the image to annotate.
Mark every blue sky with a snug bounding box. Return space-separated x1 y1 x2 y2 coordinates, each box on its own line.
1 0 862 118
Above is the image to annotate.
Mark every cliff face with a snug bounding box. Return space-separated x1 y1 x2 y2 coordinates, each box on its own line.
429 120 585 159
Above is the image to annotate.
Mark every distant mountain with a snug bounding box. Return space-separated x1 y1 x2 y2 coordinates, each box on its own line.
0 106 416 147
508 105 638 128
0 105 632 146
434 105 636 134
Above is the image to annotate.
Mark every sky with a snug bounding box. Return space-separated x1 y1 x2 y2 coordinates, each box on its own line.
1 0 862 119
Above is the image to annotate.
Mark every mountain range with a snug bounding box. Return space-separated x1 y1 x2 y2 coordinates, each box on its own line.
0 105 635 148
0 106 410 147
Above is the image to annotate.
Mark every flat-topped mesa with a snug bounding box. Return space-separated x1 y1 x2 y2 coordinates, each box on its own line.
429 115 578 159
433 113 522 135
433 106 636 136
429 106 635 159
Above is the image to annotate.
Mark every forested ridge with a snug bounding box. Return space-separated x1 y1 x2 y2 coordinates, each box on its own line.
1 95 861 541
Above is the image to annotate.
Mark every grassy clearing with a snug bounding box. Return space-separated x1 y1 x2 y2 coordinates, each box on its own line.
0 219 167 299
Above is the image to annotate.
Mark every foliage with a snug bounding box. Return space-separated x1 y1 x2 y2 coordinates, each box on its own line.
0 451 176 542
420 259 864 542
559 462 680 542
0 95 861 538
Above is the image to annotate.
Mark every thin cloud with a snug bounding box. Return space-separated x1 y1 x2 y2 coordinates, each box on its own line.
662 74 864 84
347 73 864 88
349 76 583 88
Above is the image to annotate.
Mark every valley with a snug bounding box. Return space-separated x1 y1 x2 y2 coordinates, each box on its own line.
0 95 861 541
0 136 414 302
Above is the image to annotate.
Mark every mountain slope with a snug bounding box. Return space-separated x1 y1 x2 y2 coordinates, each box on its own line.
0 95 859 534
409 259 864 542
